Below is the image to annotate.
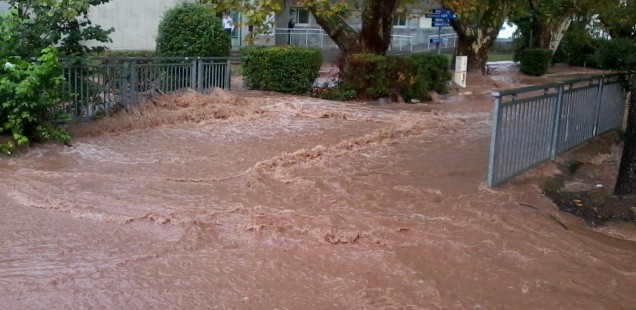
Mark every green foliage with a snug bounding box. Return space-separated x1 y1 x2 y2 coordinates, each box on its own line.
386 56 424 102
341 53 450 102
518 49 552 76
241 46 322 95
311 84 356 101
553 22 600 67
341 54 390 99
1 0 113 57
0 48 70 153
200 0 282 44
410 54 450 95
592 38 636 71
598 0 636 39
156 3 230 57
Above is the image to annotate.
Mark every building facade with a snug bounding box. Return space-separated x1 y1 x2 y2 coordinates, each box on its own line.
1 0 457 52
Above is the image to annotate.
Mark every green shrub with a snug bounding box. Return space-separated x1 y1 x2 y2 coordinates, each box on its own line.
0 47 70 154
241 46 322 95
156 3 229 57
341 53 450 102
409 54 450 94
553 22 599 67
386 56 427 102
519 49 552 76
341 54 390 99
311 84 356 101
592 38 636 71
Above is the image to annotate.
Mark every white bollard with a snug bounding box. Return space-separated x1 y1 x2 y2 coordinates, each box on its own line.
454 56 467 88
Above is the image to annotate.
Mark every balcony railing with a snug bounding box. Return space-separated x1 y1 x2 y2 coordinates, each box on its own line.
272 27 458 52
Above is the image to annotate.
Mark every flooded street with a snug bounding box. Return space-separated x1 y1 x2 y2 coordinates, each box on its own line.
2 73 636 309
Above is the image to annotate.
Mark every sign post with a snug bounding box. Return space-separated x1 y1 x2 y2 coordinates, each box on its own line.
425 9 457 54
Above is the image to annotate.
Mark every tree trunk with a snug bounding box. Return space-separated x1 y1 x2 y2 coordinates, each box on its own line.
451 0 512 74
309 0 398 56
358 0 398 55
310 11 361 54
614 80 636 195
455 28 498 74
548 17 572 53
535 16 572 55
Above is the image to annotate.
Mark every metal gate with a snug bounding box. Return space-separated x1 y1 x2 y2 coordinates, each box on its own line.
487 74 627 187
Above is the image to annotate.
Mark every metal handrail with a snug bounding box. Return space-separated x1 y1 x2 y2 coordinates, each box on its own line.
492 73 624 98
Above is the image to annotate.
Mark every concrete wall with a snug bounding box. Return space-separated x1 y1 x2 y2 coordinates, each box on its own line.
86 0 182 50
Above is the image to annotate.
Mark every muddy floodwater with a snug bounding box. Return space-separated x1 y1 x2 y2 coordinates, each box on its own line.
2 69 636 309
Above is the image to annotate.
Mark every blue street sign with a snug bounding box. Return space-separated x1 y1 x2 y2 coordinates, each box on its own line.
432 17 456 23
432 9 452 14
432 21 450 27
427 11 457 20
430 38 449 43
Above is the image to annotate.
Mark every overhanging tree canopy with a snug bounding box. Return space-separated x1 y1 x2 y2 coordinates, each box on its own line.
440 0 516 73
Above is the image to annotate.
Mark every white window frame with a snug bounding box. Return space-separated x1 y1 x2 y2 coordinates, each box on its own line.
394 14 408 28
290 7 311 25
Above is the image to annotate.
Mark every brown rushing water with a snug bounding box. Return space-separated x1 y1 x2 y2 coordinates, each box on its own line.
2 71 636 309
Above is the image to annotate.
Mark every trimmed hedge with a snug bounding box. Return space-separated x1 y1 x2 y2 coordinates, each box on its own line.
241 46 322 95
156 3 229 57
341 54 390 99
341 53 450 102
410 54 451 94
519 49 552 76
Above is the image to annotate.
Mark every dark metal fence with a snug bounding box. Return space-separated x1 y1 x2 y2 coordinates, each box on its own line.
488 74 627 187
57 57 231 120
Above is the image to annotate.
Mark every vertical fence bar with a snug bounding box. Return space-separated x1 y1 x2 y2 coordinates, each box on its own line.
190 59 197 89
226 59 232 90
196 58 204 92
593 75 605 136
487 92 504 187
130 60 138 105
120 62 129 106
550 83 565 159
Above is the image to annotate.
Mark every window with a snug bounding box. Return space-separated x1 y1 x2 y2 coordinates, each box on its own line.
394 14 408 27
290 7 310 25
230 12 240 38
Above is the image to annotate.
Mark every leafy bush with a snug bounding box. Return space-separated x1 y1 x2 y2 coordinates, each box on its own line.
341 53 450 102
0 48 70 154
592 38 636 71
241 46 322 95
553 22 599 67
1 1 113 57
341 54 390 99
519 49 552 76
312 84 356 101
156 3 229 57
385 56 427 102
410 54 450 94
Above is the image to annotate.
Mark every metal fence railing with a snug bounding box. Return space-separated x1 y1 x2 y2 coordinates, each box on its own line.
487 74 627 187
57 57 231 120
273 27 458 53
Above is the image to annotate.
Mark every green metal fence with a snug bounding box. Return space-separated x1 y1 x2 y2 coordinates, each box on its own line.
57 57 231 120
